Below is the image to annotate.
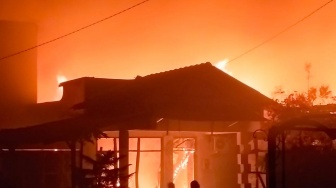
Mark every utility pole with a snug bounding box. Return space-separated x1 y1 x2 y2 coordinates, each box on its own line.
305 62 311 94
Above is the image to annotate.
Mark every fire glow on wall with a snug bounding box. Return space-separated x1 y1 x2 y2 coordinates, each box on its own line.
97 137 195 188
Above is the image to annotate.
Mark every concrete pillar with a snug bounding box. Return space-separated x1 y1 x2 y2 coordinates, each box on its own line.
119 130 129 188
238 132 253 188
161 135 173 187
196 134 212 186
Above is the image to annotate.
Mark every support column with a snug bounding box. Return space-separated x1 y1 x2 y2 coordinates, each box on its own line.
237 132 253 188
119 130 129 188
68 141 77 188
161 135 174 187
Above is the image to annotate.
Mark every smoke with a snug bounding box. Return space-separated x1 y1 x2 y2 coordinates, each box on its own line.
2 0 336 102
55 73 67 101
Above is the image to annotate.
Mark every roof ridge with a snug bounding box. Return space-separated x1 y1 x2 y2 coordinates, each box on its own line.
136 62 213 79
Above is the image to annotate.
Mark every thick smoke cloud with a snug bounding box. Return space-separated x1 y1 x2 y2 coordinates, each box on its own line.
1 0 336 102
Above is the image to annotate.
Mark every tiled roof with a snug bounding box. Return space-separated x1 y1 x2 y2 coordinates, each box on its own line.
0 62 273 145
77 62 273 121
136 62 212 79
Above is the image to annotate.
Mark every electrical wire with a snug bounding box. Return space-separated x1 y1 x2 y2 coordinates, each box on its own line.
0 0 150 61
0 0 333 62
228 0 334 64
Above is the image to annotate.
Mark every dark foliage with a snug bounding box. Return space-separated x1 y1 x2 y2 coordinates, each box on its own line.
266 86 336 125
77 150 133 188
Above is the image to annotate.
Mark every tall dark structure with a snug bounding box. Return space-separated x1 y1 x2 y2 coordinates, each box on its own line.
0 20 37 127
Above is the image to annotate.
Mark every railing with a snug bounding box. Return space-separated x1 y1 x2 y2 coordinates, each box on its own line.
268 116 336 188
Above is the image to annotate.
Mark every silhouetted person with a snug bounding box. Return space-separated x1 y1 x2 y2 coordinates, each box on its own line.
190 180 200 188
168 182 175 188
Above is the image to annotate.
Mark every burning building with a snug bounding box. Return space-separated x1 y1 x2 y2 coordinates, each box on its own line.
0 22 272 187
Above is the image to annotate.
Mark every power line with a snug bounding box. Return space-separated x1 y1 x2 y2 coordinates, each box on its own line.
0 0 150 61
228 0 334 64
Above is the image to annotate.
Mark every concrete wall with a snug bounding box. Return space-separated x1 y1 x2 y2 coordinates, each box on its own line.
101 130 251 188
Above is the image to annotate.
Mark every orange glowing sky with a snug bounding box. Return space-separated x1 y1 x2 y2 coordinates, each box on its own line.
1 0 336 102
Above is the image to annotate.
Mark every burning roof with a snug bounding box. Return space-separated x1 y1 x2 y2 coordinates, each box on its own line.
74 62 274 121
0 62 274 145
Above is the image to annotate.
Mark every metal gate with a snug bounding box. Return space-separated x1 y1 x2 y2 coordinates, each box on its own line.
267 116 336 188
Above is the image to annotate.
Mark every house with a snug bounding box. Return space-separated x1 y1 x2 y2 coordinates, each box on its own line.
0 62 273 188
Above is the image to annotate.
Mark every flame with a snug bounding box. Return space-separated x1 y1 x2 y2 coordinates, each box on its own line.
57 74 67 84
173 150 193 183
215 59 232 76
55 74 67 101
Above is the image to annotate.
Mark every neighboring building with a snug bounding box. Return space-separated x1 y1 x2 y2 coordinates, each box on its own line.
0 62 273 188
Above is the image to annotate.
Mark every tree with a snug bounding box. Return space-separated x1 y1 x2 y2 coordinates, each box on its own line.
308 87 317 105
268 85 335 122
266 86 336 188
319 85 332 104
78 150 133 188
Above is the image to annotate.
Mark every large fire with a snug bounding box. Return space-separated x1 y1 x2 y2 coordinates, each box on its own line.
55 74 67 101
215 59 232 76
